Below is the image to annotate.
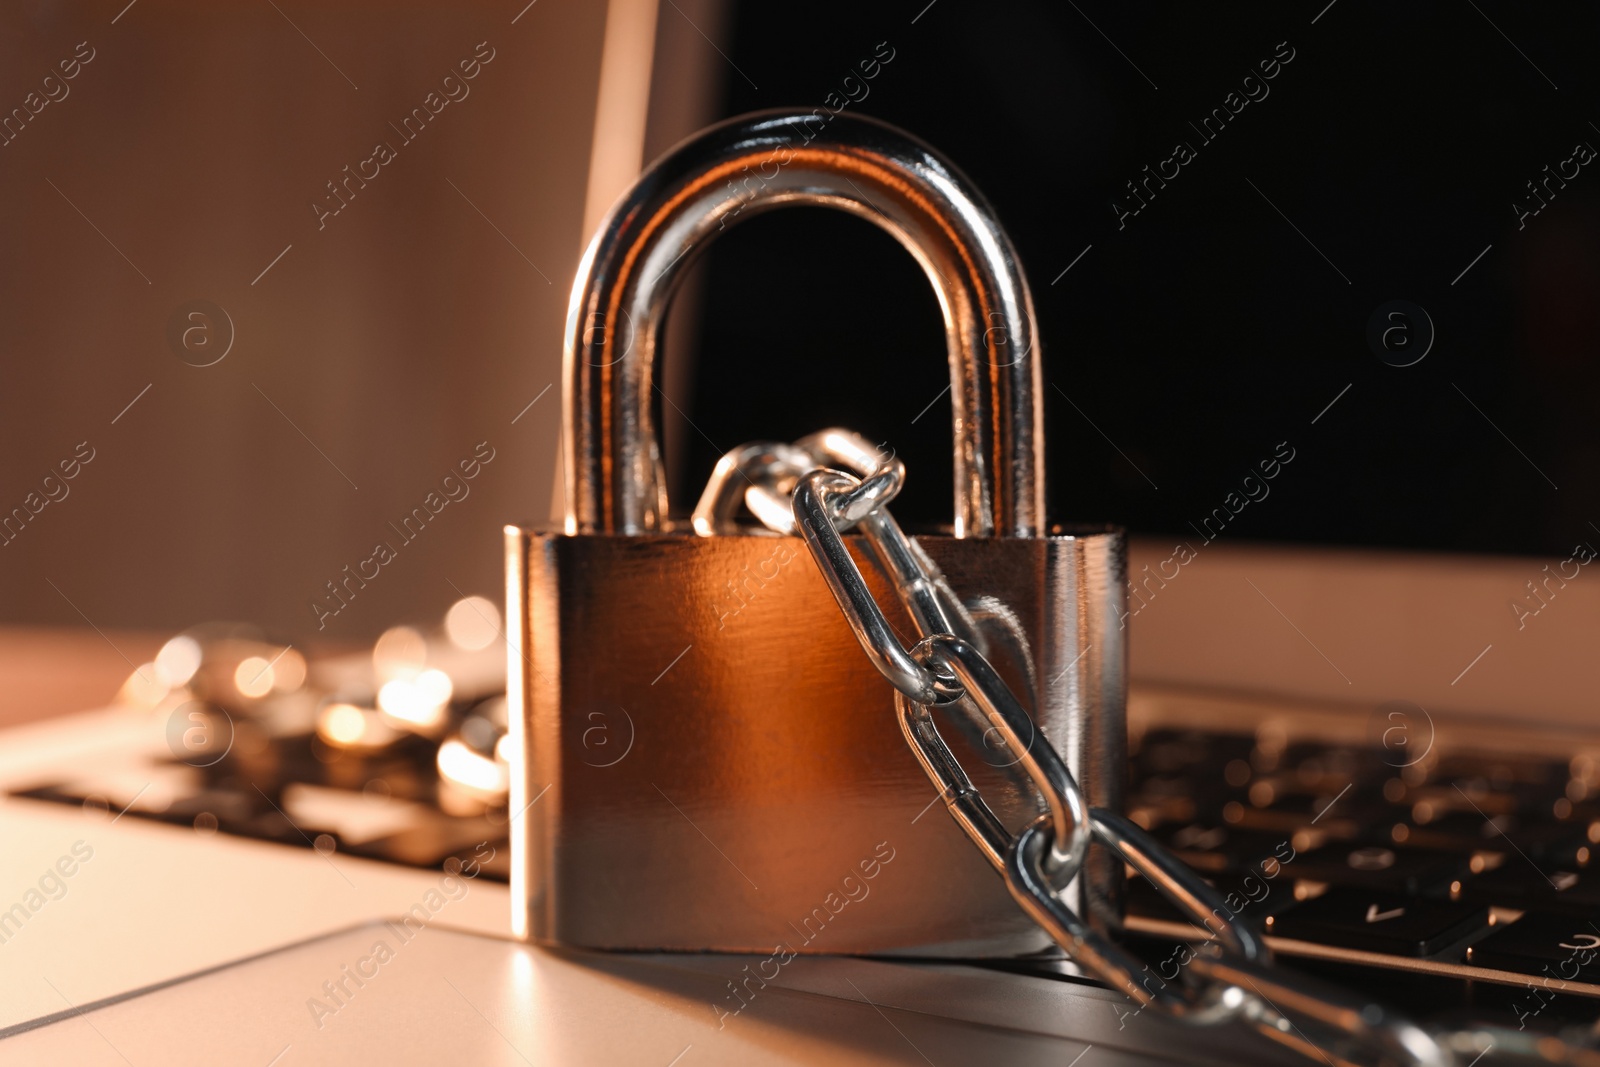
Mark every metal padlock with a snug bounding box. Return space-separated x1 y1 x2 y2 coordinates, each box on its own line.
506 109 1126 957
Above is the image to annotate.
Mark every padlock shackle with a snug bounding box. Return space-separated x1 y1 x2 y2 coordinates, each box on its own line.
563 109 1044 538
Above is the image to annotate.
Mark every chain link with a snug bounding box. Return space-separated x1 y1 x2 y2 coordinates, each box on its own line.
701 428 1600 1067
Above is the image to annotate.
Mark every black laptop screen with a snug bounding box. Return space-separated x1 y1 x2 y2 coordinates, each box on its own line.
674 1 1598 559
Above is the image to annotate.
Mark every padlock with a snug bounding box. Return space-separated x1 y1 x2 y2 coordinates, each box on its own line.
506 109 1126 956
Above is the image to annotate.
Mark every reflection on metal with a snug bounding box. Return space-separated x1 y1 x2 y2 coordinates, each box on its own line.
562 109 1044 538
508 527 1124 953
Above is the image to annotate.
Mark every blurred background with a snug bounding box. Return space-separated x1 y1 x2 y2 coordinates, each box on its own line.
0 0 720 653
1 0 1596 660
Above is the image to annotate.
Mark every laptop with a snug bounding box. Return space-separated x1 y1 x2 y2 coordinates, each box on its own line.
5 1 1598 1063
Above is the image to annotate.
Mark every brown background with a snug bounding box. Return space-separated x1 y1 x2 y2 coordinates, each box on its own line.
0 0 734 646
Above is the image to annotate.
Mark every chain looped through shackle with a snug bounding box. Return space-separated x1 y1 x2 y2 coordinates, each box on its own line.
697 427 1600 1067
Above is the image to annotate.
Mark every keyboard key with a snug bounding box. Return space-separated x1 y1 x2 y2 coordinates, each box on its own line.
1281 743 1390 791
1426 768 1568 819
1269 888 1489 956
358 815 501 867
1130 773 1246 826
1458 865 1600 915
157 788 263 829
1130 788 1226 832
1435 752 1568 792
1125 874 1295 930
1136 729 1254 777
1228 782 1392 838
1401 809 1518 842
1153 823 1293 874
1393 813 1592 865
1467 912 1600 980
1287 843 1467 893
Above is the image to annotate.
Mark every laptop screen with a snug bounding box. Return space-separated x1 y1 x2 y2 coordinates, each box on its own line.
672 1 1598 560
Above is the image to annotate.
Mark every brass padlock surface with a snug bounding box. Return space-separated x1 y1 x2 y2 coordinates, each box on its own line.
507 525 1124 954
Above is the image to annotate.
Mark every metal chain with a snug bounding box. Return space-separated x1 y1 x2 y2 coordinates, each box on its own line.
697 428 1600 1067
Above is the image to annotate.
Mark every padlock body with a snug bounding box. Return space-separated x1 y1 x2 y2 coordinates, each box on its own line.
506 525 1125 956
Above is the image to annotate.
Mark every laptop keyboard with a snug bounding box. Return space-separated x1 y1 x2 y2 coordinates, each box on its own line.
8 618 519 878
1118 725 1600 1028
13 679 1600 1028
11 723 514 880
